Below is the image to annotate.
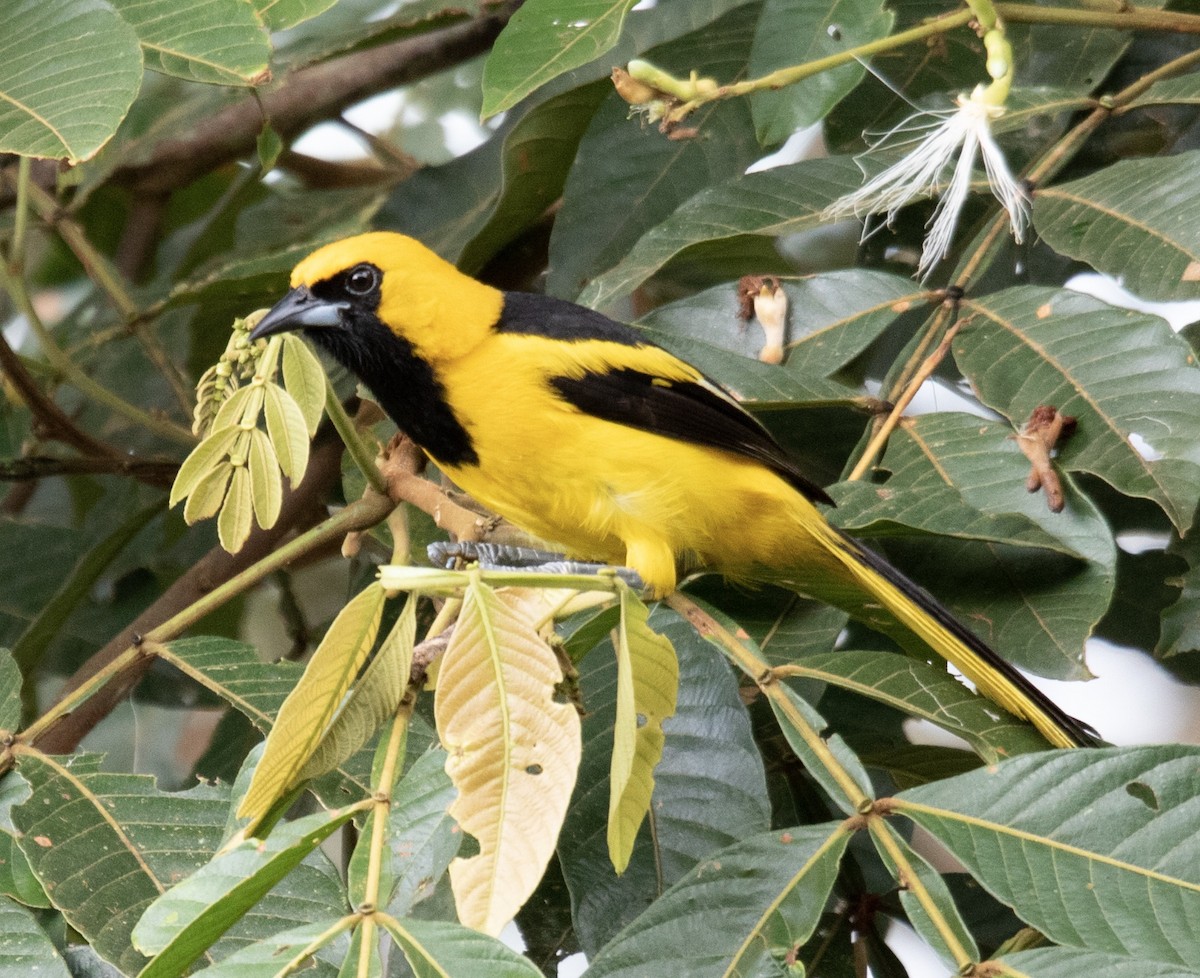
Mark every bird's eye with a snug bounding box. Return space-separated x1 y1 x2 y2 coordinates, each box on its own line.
345 264 379 296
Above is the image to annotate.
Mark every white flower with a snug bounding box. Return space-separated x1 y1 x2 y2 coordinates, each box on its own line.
824 85 1030 279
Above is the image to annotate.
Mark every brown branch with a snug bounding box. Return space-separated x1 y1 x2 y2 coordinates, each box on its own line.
115 193 169 282
379 434 496 543
0 455 177 486
34 434 348 753
111 1 519 196
0 331 123 460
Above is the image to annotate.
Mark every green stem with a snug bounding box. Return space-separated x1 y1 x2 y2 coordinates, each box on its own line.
964 0 999 32
869 819 976 971
999 2 1200 33
667 8 976 122
379 564 631 595
666 2 1200 122
324 381 389 495
0 260 196 446
11 157 30 266
664 592 873 813
18 179 196 417
18 489 395 746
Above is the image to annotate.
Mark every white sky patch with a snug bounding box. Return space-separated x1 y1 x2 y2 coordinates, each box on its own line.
1128 432 1165 461
440 108 491 156
291 121 370 161
1066 271 1200 331
746 124 824 173
344 90 405 130
631 0 657 9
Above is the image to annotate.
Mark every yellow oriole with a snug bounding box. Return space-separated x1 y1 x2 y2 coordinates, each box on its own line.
250 231 1095 749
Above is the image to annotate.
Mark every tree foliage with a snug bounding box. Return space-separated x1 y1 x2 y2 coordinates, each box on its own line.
1 1 1200 976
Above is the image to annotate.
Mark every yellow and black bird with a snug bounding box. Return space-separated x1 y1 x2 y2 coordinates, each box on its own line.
250 231 1096 749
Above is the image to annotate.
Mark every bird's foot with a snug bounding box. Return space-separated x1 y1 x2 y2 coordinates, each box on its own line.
428 541 645 591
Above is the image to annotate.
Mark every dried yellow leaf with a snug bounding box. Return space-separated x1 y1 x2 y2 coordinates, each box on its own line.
238 582 388 829
608 589 678 873
436 582 582 935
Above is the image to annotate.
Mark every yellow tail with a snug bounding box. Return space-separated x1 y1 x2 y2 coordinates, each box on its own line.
793 524 1095 749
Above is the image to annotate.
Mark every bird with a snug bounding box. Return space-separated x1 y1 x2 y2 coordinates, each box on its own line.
249 231 1096 749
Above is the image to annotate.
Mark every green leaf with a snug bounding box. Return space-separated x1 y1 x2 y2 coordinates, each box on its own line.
296 596 416 784
183 462 234 524
253 0 337 31
1033 152 1200 301
347 748 458 917
256 121 282 170
955 287 1200 535
109 0 269 86
379 916 544 978
171 426 242 507
827 412 1117 679
281 336 326 437
133 806 356 977
12 754 227 974
1159 534 1200 658
768 681 874 812
0 897 71 978
481 0 637 117
791 650 1050 760
579 156 865 308
637 270 924 402
871 822 979 967
10 499 165 675
546 7 761 299
999 946 1200 978
607 589 678 873
748 0 893 145
263 383 311 485
157 637 379 806
0 0 142 162
217 465 254 553
558 607 770 955
1128 72 1200 110
186 920 349 977
247 430 282 530
238 583 386 828
158 637 303 732
0 651 22 731
895 746 1200 967
381 81 609 274
0 773 47 911
585 823 851 977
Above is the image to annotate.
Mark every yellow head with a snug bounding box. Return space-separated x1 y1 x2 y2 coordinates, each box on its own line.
258 231 503 364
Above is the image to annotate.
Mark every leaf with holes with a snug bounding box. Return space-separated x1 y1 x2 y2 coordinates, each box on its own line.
894 746 1200 967
435 582 581 935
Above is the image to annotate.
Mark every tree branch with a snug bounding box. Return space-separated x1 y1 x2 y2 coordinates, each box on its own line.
33 433 349 753
0 331 123 460
0 455 177 486
111 2 519 195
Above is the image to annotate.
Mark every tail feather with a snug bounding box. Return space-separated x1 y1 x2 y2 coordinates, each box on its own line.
815 530 1098 749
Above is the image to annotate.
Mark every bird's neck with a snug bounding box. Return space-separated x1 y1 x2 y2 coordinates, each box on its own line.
308 319 478 467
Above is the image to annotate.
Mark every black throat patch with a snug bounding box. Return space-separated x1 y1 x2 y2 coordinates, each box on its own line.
303 289 477 466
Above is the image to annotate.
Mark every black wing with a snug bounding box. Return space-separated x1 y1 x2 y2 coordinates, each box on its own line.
550 367 834 506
